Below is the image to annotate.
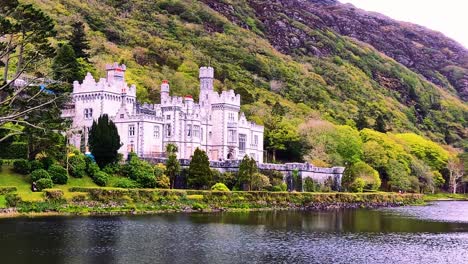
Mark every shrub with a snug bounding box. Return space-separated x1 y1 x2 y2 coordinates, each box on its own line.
350 178 366 193
86 161 101 177
93 171 109 187
344 161 381 191
5 193 21 207
114 178 139 188
102 163 121 175
68 154 86 178
0 186 17 194
44 189 64 200
39 157 55 170
251 173 271 191
272 183 287 192
36 178 54 191
192 202 206 210
211 183 230 192
156 174 170 189
30 169 51 182
303 178 320 192
48 165 68 184
29 160 44 171
13 159 31 174
0 159 3 169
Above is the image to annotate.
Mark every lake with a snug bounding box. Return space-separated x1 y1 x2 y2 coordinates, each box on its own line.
0 201 467 263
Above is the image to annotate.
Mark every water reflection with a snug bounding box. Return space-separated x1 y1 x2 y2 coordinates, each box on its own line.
0 201 467 264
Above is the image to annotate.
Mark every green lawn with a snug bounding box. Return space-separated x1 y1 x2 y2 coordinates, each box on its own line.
0 165 99 205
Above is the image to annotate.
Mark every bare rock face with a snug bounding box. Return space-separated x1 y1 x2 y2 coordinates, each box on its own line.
201 0 468 101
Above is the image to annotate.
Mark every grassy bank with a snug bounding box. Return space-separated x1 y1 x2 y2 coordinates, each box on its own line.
423 193 468 201
0 166 424 217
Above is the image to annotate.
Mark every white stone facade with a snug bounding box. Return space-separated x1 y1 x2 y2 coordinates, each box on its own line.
62 63 264 162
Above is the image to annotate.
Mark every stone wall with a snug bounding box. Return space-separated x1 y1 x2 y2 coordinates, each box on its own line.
144 158 345 191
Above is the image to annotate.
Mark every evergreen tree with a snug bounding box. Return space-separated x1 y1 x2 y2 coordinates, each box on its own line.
165 143 180 189
52 42 81 83
238 155 258 190
88 114 121 168
69 21 90 59
188 148 212 189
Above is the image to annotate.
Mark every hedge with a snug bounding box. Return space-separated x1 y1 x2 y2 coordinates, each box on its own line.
67 187 423 207
44 189 64 200
0 186 17 195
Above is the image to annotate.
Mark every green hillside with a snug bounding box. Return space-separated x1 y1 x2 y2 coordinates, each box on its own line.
26 0 465 149
1 0 466 192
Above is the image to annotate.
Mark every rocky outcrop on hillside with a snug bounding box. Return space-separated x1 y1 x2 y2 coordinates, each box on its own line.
202 0 468 101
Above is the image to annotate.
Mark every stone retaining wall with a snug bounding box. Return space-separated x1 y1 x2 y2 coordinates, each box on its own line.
144 158 345 191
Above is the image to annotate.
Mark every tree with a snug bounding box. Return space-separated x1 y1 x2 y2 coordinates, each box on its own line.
1 2 61 142
52 42 82 83
264 117 300 162
165 143 180 189
251 172 271 191
238 155 258 190
69 21 90 59
88 114 121 168
343 161 381 191
188 148 212 189
447 157 465 194
386 160 411 192
124 153 156 188
1 2 55 80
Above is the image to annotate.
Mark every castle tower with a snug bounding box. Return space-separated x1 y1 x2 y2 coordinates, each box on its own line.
161 80 170 103
106 62 126 85
199 67 214 106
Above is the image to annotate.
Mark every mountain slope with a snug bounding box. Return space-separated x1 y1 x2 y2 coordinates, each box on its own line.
28 0 467 150
202 0 468 101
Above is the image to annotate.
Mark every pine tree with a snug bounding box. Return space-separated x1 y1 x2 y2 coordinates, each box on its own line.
52 42 81 83
188 148 212 189
88 114 121 168
238 155 258 190
69 21 90 59
165 144 180 189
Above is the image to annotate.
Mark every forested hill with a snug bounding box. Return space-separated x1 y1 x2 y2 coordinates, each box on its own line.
203 0 468 101
25 0 466 154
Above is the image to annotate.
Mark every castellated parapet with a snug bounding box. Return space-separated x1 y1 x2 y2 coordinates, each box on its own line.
210 90 241 106
199 66 214 79
65 63 266 164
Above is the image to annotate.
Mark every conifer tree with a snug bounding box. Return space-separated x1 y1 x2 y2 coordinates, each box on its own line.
52 42 81 83
88 114 121 168
69 21 90 59
238 155 258 190
188 148 212 189
165 143 180 189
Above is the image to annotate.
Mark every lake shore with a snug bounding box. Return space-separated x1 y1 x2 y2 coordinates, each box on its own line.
0 187 424 218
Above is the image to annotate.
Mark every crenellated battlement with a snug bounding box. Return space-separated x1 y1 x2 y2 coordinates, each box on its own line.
210 89 241 106
72 72 136 98
199 66 214 79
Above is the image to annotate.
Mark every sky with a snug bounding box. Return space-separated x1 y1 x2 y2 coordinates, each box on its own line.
338 0 468 48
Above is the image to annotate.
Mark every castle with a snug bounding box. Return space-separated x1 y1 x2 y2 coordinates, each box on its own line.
62 63 264 162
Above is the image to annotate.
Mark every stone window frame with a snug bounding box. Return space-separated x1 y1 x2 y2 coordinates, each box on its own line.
128 125 135 137
84 108 93 119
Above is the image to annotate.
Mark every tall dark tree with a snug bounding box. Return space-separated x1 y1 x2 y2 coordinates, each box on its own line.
165 143 180 189
69 21 90 59
88 114 121 168
188 148 212 189
238 155 258 191
52 42 81 83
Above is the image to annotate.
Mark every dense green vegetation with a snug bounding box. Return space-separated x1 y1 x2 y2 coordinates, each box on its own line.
1 0 466 195
0 167 423 214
